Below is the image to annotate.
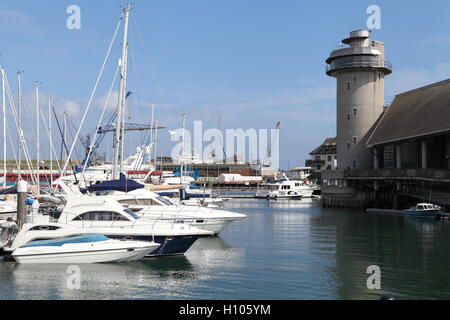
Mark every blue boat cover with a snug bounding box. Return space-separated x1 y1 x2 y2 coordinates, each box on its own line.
157 192 175 197
86 173 144 193
21 234 109 248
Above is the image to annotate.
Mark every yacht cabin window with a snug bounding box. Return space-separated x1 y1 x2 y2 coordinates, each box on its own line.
73 211 130 221
118 199 161 206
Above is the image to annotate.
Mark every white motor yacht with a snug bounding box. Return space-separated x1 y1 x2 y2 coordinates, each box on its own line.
87 188 246 234
55 176 246 235
11 234 158 264
0 200 16 220
256 174 315 199
3 193 213 257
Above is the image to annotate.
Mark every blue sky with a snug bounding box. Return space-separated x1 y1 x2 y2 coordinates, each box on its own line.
1 0 450 169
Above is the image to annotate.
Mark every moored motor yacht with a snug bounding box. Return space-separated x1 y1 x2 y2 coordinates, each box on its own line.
55 176 246 235
255 173 315 199
0 200 16 220
85 187 246 235
3 193 214 257
11 234 158 264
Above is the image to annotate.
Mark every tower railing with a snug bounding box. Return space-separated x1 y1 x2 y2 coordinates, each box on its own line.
326 57 392 74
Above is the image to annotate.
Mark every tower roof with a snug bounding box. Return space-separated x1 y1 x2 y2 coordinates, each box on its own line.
325 30 391 76
342 30 371 44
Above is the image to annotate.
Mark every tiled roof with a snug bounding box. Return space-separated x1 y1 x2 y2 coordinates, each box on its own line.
367 78 450 147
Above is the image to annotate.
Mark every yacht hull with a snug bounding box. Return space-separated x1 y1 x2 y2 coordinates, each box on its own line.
404 209 439 218
12 239 158 264
13 247 153 264
107 235 201 256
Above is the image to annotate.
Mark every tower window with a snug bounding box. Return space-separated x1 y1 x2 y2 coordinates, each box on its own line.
347 82 351 91
353 137 357 144
353 108 357 116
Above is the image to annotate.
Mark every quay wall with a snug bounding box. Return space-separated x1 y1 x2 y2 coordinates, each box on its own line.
321 191 398 209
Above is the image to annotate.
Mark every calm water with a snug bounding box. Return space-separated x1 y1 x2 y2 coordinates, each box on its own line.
1 199 450 300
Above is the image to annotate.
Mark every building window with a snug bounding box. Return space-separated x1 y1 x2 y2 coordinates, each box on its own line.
347 143 350 150
383 144 395 169
352 160 357 168
327 155 332 162
347 82 350 91
353 108 357 116
347 114 350 121
353 137 357 144
353 76 357 83
315 156 320 160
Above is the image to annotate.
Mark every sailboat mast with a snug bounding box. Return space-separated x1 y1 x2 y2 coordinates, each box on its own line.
1 68 5 187
35 81 40 193
48 96 53 188
62 111 67 163
154 119 159 165
149 103 155 163
16 70 23 181
180 112 186 185
112 5 131 180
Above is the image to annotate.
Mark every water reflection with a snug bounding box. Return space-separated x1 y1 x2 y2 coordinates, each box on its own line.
1 236 245 300
2 199 450 299
308 209 450 300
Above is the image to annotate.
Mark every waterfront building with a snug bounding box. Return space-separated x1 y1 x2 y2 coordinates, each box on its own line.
321 30 450 208
325 30 391 170
287 167 313 180
306 138 337 172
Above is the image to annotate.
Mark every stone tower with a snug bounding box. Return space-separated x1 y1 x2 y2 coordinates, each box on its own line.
326 30 391 170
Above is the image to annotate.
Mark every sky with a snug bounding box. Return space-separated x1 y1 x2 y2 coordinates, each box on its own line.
1 0 450 169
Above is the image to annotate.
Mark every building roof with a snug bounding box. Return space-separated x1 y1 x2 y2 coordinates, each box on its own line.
309 138 337 155
367 78 450 147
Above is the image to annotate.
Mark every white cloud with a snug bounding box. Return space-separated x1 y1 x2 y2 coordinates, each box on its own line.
418 35 450 46
386 62 450 101
96 90 118 111
59 99 80 117
19 89 80 119
0 9 46 36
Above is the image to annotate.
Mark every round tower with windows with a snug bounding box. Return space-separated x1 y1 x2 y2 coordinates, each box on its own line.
326 30 391 170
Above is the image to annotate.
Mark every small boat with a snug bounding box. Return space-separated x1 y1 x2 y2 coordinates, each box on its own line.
11 234 159 264
404 203 440 218
0 200 16 220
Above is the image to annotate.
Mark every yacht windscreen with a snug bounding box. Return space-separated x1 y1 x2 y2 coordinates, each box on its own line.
156 197 174 205
124 208 141 219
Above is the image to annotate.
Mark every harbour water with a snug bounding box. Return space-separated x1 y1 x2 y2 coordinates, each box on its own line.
1 198 450 300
